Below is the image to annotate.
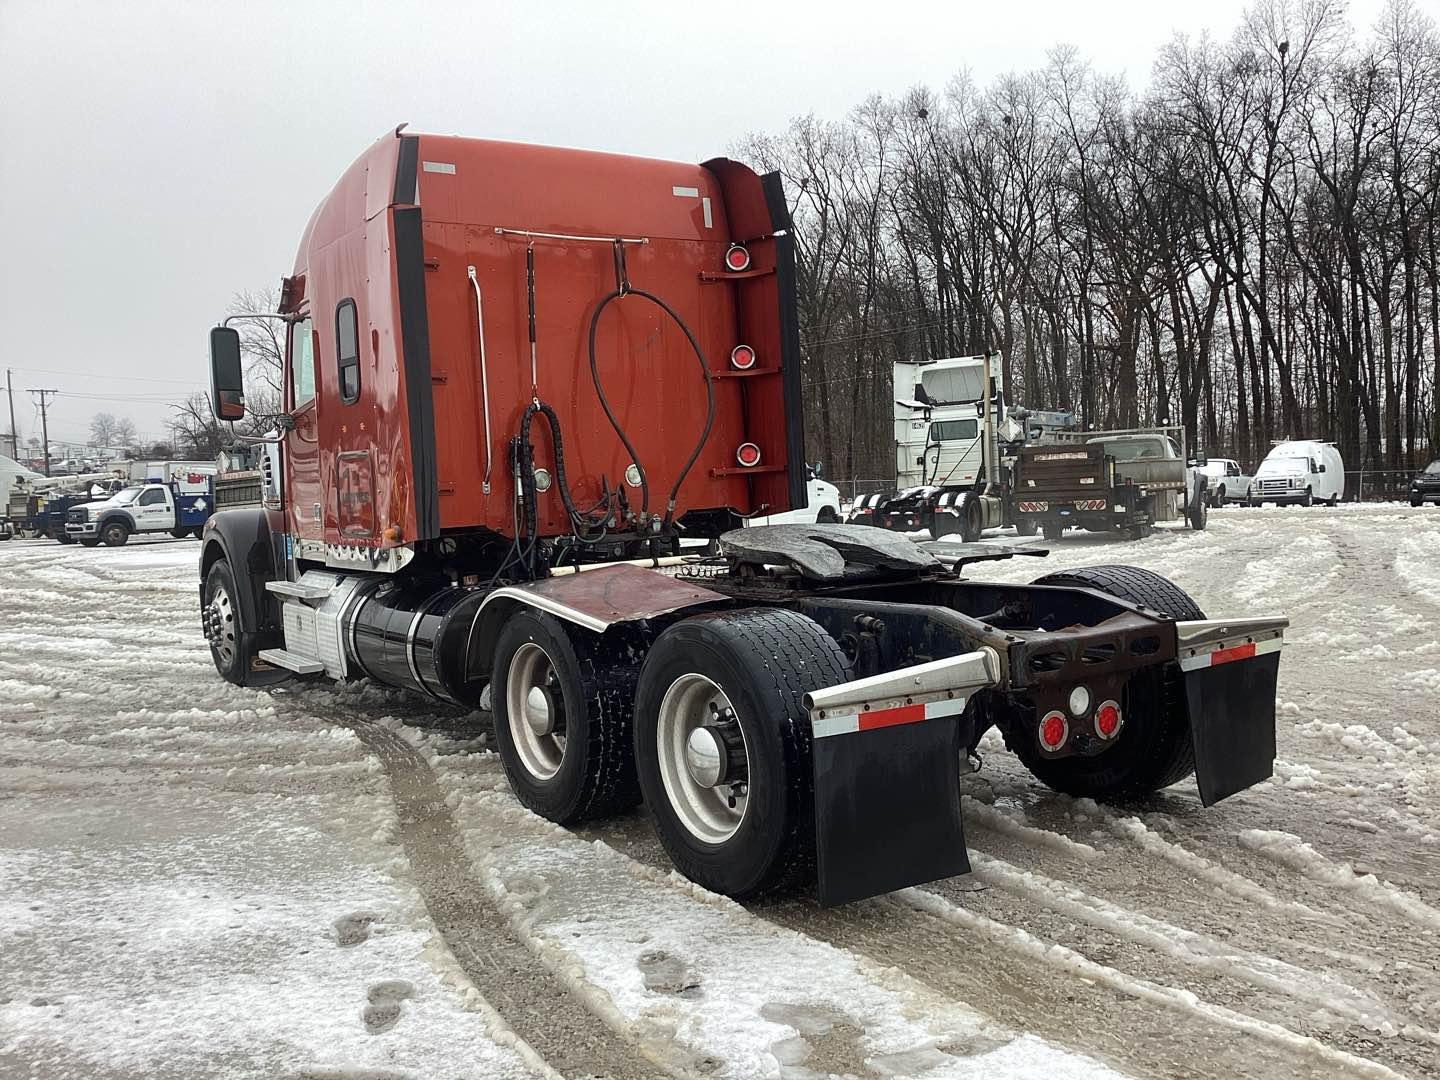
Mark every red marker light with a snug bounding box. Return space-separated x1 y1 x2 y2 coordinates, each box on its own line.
725 244 751 272
730 344 757 370
1038 710 1069 751
736 442 762 467
1094 700 1123 739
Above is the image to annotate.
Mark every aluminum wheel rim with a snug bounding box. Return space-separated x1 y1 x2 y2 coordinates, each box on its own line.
206 585 236 668
657 673 749 844
506 642 566 780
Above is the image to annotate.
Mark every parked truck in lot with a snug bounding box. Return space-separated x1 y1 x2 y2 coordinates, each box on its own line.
1250 440 1345 506
199 127 1288 906
847 357 1207 542
67 474 214 546
1026 428 1209 540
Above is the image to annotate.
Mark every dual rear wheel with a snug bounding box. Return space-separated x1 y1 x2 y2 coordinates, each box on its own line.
490 566 1205 897
491 606 848 898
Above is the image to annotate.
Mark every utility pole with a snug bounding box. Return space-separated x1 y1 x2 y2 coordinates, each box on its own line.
4 368 17 461
29 388 58 477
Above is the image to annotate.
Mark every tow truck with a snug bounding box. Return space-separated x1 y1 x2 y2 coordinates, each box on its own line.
198 127 1289 905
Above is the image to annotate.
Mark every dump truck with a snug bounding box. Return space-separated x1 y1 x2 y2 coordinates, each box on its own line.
199 127 1288 906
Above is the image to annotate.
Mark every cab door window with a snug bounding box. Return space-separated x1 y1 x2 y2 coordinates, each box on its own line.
137 488 166 506
289 316 316 408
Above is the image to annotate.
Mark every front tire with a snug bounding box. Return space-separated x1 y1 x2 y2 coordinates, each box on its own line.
101 521 130 546
1301 487 1313 507
634 608 850 899
491 609 639 824
1006 565 1204 800
79 538 100 548
201 560 287 688
816 505 840 524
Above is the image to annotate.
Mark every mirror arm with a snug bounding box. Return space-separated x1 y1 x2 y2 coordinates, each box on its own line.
223 312 292 327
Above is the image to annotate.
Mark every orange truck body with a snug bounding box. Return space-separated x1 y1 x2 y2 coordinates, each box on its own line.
276 127 804 550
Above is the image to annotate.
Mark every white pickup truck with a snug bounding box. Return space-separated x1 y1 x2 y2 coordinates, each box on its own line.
66 476 214 547
1196 458 1253 506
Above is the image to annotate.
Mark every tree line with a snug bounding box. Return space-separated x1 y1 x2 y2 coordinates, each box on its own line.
738 0 1440 482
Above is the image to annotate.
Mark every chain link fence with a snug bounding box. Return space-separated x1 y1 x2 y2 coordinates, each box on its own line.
829 470 1430 509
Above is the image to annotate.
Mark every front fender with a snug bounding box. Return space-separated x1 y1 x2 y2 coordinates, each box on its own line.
199 509 282 635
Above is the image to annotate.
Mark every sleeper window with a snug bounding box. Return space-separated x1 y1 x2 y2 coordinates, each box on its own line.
336 299 360 404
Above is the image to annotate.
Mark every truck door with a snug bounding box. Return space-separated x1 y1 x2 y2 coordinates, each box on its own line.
134 486 170 530
285 314 323 541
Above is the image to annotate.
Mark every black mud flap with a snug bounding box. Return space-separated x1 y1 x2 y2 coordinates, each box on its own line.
811 716 971 906
1183 653 1281 806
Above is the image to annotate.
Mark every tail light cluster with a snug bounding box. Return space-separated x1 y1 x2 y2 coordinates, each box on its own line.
724 244 751 272
1037 691 1123 752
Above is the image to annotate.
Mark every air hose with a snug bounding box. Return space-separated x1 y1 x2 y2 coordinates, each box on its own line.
587 288 715 530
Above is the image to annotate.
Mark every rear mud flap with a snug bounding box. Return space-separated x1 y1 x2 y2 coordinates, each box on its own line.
811 716 971 907
1182 652 1281 806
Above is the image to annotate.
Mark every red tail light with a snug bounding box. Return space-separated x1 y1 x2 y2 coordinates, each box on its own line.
1039 710 1069 751
730 344 756 370
724 244 751 272
735 442 761 467
1094 700 1123 740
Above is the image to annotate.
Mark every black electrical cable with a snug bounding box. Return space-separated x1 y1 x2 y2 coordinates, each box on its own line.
587 288 715 530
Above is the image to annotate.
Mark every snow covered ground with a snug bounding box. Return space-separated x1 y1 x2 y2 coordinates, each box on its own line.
2 505 1438 1080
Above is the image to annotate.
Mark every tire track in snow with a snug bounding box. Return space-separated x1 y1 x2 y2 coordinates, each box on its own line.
896 887 1406 1080
341 717 680 1080
963 850 1435 1044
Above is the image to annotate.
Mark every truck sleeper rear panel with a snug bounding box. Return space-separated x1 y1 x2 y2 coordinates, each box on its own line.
284 131 803 551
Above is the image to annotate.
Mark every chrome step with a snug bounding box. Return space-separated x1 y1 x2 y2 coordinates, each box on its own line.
265 579 334 601
257 648 325 675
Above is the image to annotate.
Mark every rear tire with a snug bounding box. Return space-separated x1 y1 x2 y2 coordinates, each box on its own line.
170 528 188 538
1188 487 1208 530
1042 522 1064 542
491 609 640 824
958 497 982 542
1005 564 1204 800
634 608 850 899
1015 518 1038 537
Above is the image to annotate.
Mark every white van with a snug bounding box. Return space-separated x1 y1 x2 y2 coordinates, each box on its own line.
1250 440 1344 506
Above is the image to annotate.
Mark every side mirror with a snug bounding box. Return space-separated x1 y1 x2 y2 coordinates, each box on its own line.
1318 463 1326 473
209 327 246 421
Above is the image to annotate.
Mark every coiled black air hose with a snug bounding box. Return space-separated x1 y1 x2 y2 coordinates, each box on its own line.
587 288 715 529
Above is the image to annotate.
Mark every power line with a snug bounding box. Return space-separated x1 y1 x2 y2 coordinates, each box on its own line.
6 365 198 386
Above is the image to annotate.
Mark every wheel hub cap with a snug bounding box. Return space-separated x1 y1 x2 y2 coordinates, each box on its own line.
684 726 727 788
506 643 566 780
657 674 750 844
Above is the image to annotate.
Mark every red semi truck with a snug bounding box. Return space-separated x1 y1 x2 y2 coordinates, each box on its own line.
201 127 1288 905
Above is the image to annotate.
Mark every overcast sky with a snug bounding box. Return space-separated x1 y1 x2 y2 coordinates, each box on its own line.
0 0 1386 452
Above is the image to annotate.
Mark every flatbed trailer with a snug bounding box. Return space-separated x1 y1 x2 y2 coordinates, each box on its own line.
197 127 1288 906
1012 443 1152 540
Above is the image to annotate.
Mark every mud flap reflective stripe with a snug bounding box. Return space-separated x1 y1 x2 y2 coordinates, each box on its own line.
1181 648 1282 806
811 712 972 907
